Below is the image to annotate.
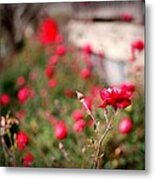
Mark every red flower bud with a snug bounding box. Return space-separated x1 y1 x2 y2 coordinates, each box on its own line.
54 121 68 140
48 79 57 88
16 131 29 150
118 117 133 134
80 68 91 79
45 66 54 79
23 152 34 167
56 45 66 56
17 87 29 104
0 93 10 106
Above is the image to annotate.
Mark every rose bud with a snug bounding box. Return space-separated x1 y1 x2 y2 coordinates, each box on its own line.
0 93 10 106
54 121 68 140
16 131 29 150
23 152 34 167
118 117 133 134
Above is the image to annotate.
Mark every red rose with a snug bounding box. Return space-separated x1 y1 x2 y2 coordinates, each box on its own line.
18 87 29 104
72 110 83 122
16 131 29 150
100 87 132 109
0 93 10 106
54 121 68 140
73 119 86 133
118 117 133 134
23 152 34 167
38 18 58 45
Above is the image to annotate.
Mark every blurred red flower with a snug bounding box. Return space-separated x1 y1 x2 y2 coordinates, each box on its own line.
0 93 10 106
100 87 132 109
54 121 68 140
80 68 91 79
48 79 57 88
118 117 133 134
131 40 144 51
73 119 86 133
48 55 58 66
72 109 83 122
16 76 26 86
18 87 29 104
23 152 34 167
16 131 29 150
45 66 54 79
56 45 66 56
82 44 93 55
64 88 74 98
38 18 58 45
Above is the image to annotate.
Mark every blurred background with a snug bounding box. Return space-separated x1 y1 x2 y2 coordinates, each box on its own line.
0 1 145 169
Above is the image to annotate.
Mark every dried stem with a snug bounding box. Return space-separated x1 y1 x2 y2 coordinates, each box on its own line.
93 120 113 168
76 91 95 122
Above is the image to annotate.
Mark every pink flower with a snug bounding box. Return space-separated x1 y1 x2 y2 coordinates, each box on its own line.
18 87 29 104
0 93 10 106
23 152 34 167
38 18 58 45
45 66 54 79
100 87 132 109
48 79 57 88
54 121 68 140
56 45 66 56
72 110 83 122
80 68 91 79
16 131 29 150
118 117 133 134
16 76 25 86
73 119 86 133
